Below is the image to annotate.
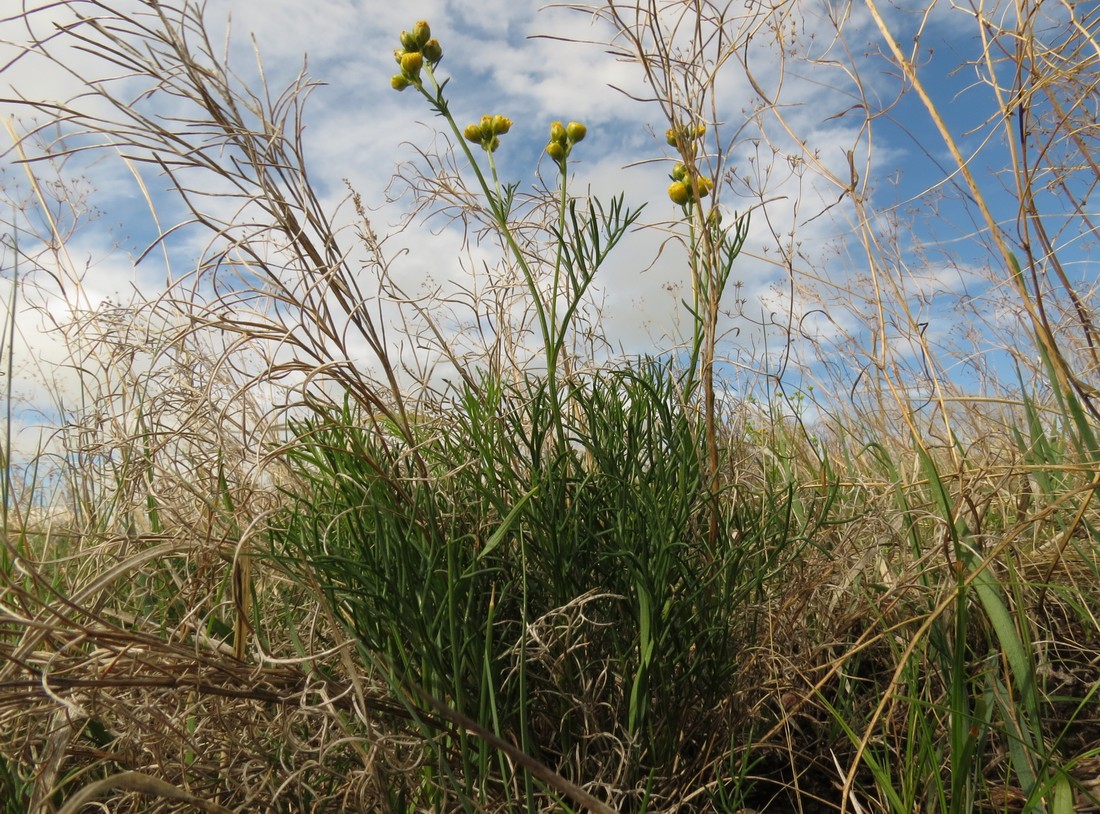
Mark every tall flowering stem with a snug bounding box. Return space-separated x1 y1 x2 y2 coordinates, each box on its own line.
392 23 552 358
544 120 587 378
392 22 639 449
666 122 749 546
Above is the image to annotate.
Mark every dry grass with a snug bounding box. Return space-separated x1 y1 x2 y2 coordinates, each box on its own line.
0 0 1098 812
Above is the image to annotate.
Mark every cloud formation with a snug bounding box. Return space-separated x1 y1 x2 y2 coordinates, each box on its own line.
0 0 1056 448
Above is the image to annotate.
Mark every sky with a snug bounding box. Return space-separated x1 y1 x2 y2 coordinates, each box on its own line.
0 0 1094 465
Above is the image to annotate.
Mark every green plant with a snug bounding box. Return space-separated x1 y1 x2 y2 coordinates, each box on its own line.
1 2 1098 812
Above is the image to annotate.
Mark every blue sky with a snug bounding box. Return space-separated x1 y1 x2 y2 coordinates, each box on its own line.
0 0 1094 457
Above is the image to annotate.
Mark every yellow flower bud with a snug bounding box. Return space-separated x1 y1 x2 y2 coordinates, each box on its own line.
546 141 566 162
422 38 443 64
566 121 586 143
671 162 687 181
550 121 567 143
400 51 423 76
667 123 706 146
391 74 411 91
394 48 406 64
697 176 714 197
412 20 431 48
400 30 418 51
668 181 691 205
464 116 512 150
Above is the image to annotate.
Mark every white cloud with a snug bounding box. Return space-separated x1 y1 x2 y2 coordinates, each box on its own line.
0 0 1055 442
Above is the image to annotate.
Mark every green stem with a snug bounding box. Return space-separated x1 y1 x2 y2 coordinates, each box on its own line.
541 159 572 446
683 202 703 393
518 528 534 810
419 66 555 374
549 159 569 371
417 65 567 448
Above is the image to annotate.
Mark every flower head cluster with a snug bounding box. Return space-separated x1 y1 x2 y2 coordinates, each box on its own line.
391 20 443 91
545 120 587 168
464 114 513 153
668 161 714 206
665 122 713 206
666 123 707 152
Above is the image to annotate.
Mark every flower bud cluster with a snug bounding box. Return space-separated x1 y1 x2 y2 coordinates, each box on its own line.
545 120 587 168
391 20 443 91
666 123 707 148
667 162 713 206
665 122 713 206
464 114 513 153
